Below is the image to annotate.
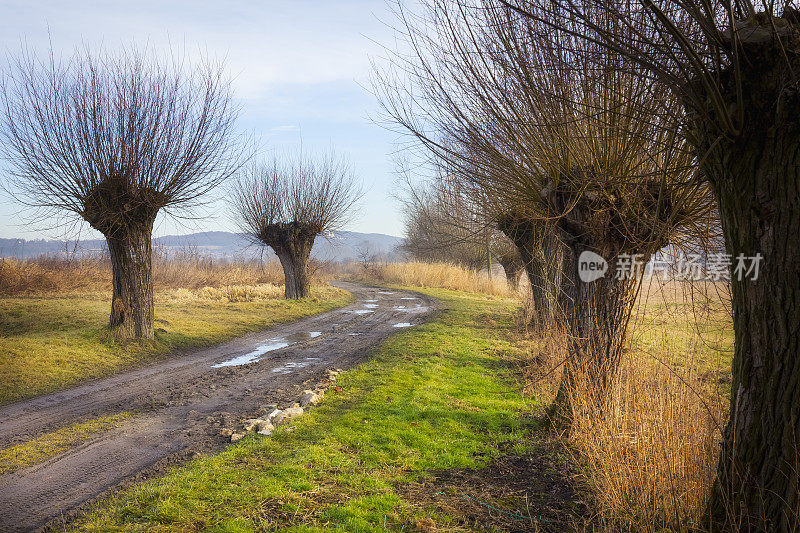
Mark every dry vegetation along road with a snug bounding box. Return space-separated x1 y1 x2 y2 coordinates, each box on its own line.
0 282 437 532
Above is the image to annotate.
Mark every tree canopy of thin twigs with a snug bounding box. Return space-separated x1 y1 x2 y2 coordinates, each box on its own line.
230 152 361 299
375 0 714 421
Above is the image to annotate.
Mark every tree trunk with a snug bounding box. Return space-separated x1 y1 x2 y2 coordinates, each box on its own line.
498 217 562 329
497 253 524 290
105 221 155 340
680 36 800 528
705 126 800 531
549 243 640 423
275 239 314 299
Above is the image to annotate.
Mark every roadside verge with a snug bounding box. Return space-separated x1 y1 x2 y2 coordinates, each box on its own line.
74 288 588 531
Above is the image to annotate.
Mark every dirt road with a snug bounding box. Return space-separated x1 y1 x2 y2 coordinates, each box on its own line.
0 282 437 532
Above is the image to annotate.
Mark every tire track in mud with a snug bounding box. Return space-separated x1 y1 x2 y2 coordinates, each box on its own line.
0 282 437 532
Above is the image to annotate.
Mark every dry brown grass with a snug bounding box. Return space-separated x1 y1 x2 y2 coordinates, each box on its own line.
519 280 732 531
566 355 725 531
353 260 514 297
0 251 332 296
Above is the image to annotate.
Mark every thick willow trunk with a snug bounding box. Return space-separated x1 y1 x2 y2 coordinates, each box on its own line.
682 34 800 528
275 239 313 299
259 222 317 300
499 217 562 329
497 254 524 290
549 243 640 423
105 221 155 340
705 126 800 530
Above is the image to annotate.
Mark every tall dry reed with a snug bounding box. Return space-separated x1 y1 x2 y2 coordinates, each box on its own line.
356 261 514 297
520 280 732 531
0 251 332 296
566 354 725 531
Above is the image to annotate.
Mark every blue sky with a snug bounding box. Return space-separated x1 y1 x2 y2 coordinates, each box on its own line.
0 0 408 240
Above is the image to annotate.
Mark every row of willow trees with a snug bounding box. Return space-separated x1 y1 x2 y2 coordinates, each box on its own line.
376 0 799 529
0 48 360 339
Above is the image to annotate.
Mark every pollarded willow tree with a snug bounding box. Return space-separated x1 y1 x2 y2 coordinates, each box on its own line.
0 47 243 339
400 171 525 288
505 0 800 527
376 0 712 418
400 180 490 270
230 153 361 299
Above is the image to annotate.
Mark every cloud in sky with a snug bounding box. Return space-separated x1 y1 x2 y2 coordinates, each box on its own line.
0 1 390 94
0 0 407 239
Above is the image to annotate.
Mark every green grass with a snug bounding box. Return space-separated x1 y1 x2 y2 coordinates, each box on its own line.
0 286 351 405
0 411 133 475
73 288 537 532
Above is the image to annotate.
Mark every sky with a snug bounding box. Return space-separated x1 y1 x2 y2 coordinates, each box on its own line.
0 0 410 240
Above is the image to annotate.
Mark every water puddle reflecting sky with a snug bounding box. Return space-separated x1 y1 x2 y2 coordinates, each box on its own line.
271 357 321 374
212 331 322 368
212 341 289 368
395 304 429 313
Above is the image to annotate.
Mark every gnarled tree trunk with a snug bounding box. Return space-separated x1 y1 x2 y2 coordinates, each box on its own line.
104 220 156 340
83 181 159 341
260 222 317 300
704 115 800 530
549 242 639 423
496 250 525 290
498 216 563 329
275 239 314 299
684 37 800 529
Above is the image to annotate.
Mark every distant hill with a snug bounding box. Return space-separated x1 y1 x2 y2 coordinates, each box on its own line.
0 230 404 263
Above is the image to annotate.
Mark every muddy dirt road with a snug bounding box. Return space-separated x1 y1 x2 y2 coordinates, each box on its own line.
0 282 437 532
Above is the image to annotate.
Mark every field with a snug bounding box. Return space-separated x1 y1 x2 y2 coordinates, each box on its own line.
0 256 349 405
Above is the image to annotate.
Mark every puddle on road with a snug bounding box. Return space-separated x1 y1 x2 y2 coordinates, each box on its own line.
349 332 362 336
283 331 322 342
394 304 430 313
378 291 395 295
271 357 321 374
400 297 418 300
212 341 289 368
393 322 413 328
362 303 378 309
351 309 374 315
363 299 378 302
212 332 322 368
